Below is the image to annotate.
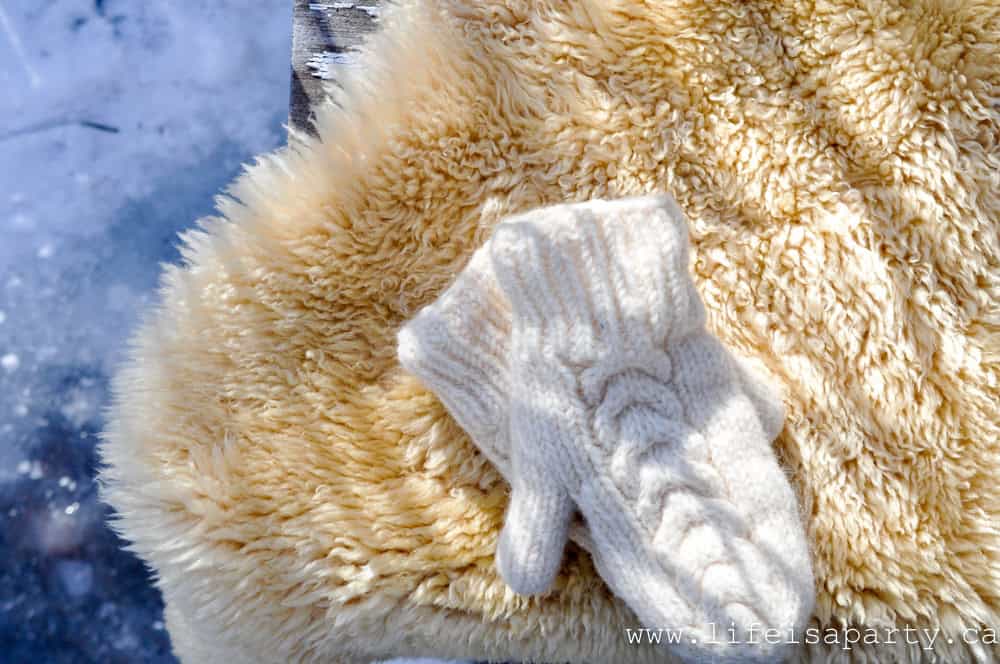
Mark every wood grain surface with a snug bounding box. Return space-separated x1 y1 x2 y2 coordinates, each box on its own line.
289 0 381 134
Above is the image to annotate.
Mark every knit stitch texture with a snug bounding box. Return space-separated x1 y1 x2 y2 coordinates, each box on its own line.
399 194 815 663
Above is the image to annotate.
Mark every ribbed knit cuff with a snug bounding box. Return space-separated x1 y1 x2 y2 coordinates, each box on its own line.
488 193 705 361
397 246 512 470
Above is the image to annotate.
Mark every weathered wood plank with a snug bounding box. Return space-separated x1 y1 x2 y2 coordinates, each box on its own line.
289 0 382 135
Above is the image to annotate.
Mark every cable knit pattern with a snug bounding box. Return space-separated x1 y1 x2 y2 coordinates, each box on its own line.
396 201 787 478
398 194 815 663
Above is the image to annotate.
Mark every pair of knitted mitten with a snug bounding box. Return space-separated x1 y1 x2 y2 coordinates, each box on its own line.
397 195 815 663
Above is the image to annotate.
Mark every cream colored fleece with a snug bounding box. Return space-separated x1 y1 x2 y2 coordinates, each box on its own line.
99 1 1000 663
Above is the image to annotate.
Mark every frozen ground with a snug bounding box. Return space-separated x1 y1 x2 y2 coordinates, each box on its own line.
0 1 462 662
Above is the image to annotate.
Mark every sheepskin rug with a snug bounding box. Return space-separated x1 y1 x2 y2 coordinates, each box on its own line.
99 0 1000 662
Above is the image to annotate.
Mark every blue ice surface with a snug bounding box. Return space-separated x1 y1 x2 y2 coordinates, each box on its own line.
0 1 288 662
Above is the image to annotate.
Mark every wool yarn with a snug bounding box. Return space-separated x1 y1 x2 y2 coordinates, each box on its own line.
399 194 815 663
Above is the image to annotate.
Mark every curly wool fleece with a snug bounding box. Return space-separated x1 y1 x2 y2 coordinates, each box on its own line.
99 1 1000 663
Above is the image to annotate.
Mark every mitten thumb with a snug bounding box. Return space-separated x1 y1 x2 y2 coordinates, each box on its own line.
495 457 573 596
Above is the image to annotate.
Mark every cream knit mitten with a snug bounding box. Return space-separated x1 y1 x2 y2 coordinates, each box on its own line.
398 195 815 663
